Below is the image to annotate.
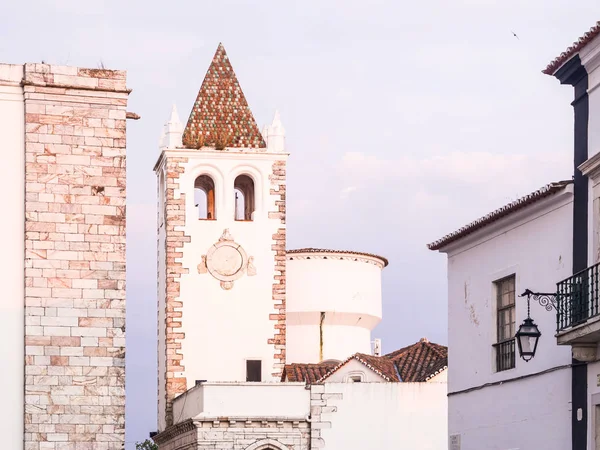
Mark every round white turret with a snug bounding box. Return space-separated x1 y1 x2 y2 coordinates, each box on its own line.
285 248 387 364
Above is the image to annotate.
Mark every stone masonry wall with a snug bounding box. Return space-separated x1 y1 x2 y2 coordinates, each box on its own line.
23 64 128 449
162 156 191 427
155 419 310 450
269 160 287 378
309 385 340 449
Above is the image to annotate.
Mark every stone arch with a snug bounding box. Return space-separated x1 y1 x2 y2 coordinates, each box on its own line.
244 438 291 450
229 165 263 216
234 174 255 221
187 164 224 220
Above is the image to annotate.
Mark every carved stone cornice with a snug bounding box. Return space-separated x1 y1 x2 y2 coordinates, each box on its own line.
152 419 197 445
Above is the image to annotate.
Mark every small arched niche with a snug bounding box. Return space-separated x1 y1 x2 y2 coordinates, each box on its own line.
234 174 255 221
194 175 216 220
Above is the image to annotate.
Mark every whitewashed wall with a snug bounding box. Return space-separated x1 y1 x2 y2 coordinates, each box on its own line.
439 188 574 449
172 382 309 421
581 34 600 162
449 369 571 449
286 255 383 363
579 36 600 267
319 382 447 450
322 359 386 382
157 167 167 431
173 151 286 385
0 63 24 450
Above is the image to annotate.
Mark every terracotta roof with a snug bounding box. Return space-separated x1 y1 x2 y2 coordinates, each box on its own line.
544 22 600 75
182 43 266 149
281 362 339 383
385 338 448 382
427 180 573 251
424 358 448 382
313 353 401 383
283 338 447 384
287 248 389 267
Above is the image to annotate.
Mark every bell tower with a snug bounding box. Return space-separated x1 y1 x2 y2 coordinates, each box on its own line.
155 44 288 430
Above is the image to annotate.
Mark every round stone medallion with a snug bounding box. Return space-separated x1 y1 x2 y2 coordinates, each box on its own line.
206 241 248 282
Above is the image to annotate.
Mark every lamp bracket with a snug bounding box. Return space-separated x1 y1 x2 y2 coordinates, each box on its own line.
520 289 558 312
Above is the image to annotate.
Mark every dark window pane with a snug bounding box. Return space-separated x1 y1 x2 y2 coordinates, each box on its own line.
246 360 261 382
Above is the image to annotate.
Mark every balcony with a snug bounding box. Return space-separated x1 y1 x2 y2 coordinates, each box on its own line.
556 261 600 350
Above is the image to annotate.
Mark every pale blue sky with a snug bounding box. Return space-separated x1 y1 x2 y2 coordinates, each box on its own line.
3 1 599 447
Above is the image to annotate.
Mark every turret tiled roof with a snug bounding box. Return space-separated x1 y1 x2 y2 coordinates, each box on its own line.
182 43 266 149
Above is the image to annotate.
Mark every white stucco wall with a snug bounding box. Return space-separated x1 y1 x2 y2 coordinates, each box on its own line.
449 369 571 450
323 359 387 382
172 382 309 422
286 254 384 363
157 167 167 431
168 150 287 385
438 188 574 449
581 34 600 162
0 63 24 450
318 382 447 450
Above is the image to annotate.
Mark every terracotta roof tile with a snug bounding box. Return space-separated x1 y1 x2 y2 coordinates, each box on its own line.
427 180 573 251
182 43 266 149
284 338 448 384
544 21 600 75
386 338 448 382
281 362 338 383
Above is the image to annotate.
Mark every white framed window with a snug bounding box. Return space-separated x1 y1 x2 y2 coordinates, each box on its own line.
493 275 516 372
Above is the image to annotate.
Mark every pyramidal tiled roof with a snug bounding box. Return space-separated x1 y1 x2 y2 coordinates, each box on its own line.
182 43 266 149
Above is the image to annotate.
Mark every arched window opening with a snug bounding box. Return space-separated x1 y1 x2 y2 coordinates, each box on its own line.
234 175 255 221
194 175 216 220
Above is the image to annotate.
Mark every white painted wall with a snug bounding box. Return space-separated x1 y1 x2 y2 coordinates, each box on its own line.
286 323 372 363
579 36 600 267
581 34 600 162
286 255 384 363
0 63 24 450
172 382 309 421
449 369 571 450
171 381 447 450
319 382 447 450
157 167 167 431
436 188 574 449
322 359 387 382
167 150 287 385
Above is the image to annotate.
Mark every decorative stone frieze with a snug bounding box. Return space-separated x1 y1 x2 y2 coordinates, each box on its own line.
155 417 309 450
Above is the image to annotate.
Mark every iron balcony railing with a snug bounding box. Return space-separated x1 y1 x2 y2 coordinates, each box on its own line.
493 339 515 372
557 261 600 332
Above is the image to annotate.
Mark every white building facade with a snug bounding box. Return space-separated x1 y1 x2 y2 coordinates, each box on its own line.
153 43 448 450
429 183 574 449
430 20 600 450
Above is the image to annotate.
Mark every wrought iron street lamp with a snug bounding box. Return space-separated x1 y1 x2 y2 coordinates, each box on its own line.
515 317 541 361
516 289 556 361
